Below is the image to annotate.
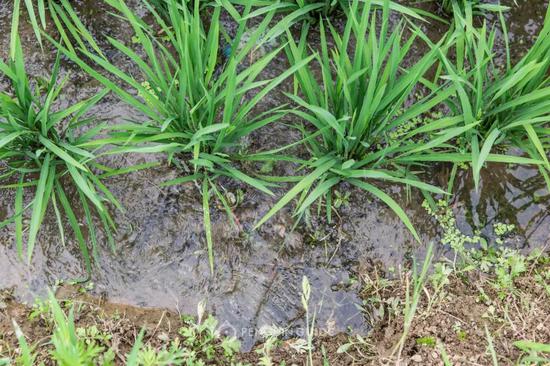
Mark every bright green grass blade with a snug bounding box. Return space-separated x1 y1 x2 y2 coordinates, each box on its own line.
51 192 66 249
38 0 46 28
12 320 35 366
126 329 145 366
346 170 448 195
0 131 26 149
524 124 550 169
56 183 92 274
211 183 238 230
349 178 420 242
23 0 43 47
78 190 99 264
473 128 501 186
66 165 103 212
10 0 21 60
38 136 87 171
160 173 203 187
217 164 274 196
26 154 51 263
254 157 337 230
408 122 479 154
98 162 161 179
295 176 340 216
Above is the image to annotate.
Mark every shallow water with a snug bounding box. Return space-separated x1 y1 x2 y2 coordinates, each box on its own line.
0 0 548 350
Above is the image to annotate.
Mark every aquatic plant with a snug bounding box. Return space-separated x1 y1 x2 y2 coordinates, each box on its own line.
255 0 469 240
48 0 313 273
437 2 550 190
0 3 123 272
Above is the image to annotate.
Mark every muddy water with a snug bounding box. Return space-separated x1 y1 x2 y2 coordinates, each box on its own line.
1 0 549 351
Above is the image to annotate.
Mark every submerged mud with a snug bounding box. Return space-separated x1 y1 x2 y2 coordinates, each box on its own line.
0 0 549 351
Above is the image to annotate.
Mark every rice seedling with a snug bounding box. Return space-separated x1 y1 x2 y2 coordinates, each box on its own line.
12 320 36 366
0 2 123 273
254 0 471 240
47 0 314 273
436 1 550 190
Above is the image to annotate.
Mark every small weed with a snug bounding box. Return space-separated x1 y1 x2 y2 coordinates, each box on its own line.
424 200 529 297
416 336 437 347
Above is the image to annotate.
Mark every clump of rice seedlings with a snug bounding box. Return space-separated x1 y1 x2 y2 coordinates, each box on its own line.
0 4 123 272
254 0 470 240
437 2 550 190
48 0 313 273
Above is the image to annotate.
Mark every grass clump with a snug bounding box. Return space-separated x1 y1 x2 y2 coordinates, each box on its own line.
437 2 550 190
49 0 313 273
255 0 470 240
0 4 121 273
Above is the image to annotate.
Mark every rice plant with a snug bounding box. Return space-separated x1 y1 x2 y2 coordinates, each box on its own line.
436 2 550 190
47 0 314 273
0 3 122 272
233 0 437 23
254 0 471 240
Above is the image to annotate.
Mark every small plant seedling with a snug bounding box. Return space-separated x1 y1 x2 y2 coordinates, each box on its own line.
416 336 437 347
